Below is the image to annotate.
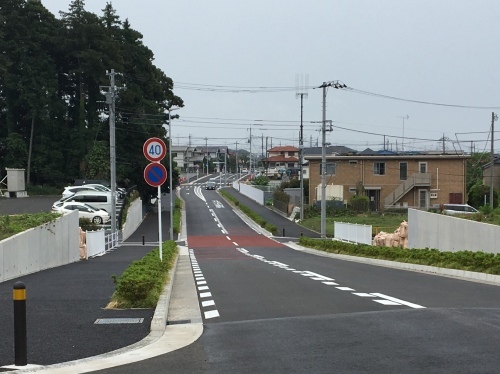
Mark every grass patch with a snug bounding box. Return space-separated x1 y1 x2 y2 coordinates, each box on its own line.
219 189 278 235
298 237 500 275
109 241 178 308
0 212 61 241
300 213 408 237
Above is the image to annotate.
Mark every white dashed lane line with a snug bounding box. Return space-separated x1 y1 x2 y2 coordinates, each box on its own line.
235 247 425 310
189 249 220 319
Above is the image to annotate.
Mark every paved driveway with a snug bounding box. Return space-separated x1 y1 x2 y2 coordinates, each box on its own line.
0 196 59 215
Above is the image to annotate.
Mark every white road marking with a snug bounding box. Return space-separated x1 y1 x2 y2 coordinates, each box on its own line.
197 281 207 285
352 293 374 297
202 300 215 307
322 282 339 285
336 287 356 291
370 293 426 309
233 242 239 246
226 236 231 240
200 292 212 298
204 310 220 319
198 286 209 291
238 248 248 253
374 300 402 306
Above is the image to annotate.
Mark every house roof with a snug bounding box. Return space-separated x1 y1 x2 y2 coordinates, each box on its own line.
303 146 357 156
266 155 299 162
268 146 299 152
481 155 500 169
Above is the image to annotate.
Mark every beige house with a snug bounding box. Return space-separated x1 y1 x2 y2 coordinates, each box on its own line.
305 149 470 211
265 146 299 170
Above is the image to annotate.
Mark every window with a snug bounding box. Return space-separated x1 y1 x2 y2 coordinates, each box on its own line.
288 151 295 156
288 163 294 168
319 163 336 175
374 162 386 175
400 162 408 180
349 160 358 165
419 162 427 173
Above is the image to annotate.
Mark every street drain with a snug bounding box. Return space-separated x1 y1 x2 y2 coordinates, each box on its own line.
94 318 144 324
166 319 192 325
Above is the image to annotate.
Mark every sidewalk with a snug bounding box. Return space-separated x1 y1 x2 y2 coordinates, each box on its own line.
220 186 321 239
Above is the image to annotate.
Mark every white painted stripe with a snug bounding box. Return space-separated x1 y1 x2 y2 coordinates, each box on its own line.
233 242 238 246
226 236 231 240
286 268 296 271
293 270 303 273
322 282 339 285
217 224 221 228
202 300 215 307
336 287 355 291
370 293 426 309
200 292 212 298
197 281 207 285
204 310 220 319
239 248 248 253
198 286 209 290
374 300 401 306
352 293 375 297
311 277 326 280
301 271 334 281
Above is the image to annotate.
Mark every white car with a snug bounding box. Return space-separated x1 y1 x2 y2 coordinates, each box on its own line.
61 185 104 199
52 202 111 224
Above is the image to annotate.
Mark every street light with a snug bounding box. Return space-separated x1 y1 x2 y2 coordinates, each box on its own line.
168 107 181 240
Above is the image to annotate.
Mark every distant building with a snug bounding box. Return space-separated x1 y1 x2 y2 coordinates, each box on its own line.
305 149 470 211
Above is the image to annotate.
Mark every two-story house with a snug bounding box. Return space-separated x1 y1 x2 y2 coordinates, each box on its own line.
265 146 300 170
305 148 470 211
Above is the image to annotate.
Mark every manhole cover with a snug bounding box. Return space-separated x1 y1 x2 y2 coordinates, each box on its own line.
94 318 144 324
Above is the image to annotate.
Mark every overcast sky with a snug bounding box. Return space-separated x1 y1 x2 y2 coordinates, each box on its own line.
40 0 500 154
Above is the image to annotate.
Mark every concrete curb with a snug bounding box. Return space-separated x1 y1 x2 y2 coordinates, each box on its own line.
285 242 500 286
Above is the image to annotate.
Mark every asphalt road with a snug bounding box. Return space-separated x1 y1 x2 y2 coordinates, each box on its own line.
93 177 500 373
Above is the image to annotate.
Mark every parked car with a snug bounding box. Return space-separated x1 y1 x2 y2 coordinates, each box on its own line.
80 183 125 199
205 181 216 190
53 190 117 213
241 168 248 173
61 185 103 199
52 202 110 224
442 204 479 215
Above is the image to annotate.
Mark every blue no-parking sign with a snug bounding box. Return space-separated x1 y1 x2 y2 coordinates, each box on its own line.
144 162 167 187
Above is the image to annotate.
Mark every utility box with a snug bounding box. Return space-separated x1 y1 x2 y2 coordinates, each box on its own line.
5 168 28 198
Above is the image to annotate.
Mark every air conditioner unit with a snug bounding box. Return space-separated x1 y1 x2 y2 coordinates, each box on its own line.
430 192 438 199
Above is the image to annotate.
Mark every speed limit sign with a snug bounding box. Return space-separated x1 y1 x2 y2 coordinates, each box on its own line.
143 137 167 162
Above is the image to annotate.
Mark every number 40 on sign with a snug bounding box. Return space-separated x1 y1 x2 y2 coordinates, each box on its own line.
143 137 167 162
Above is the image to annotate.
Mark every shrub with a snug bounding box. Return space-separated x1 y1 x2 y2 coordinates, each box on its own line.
349 195 370 212
265 223 278 234
251 175 270 186
111 241 178 308
79 217 99 231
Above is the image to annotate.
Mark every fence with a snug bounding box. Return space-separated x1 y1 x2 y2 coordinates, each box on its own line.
334 222 372 245
408 208 500 254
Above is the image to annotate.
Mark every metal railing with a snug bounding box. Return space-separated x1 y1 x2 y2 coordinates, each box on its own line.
384 173 431 207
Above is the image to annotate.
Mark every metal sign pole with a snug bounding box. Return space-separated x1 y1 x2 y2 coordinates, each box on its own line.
158 185 162 261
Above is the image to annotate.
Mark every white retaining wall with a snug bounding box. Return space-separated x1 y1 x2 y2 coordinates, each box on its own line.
0 211 80 282
231 182 265 205
409 208 500 254
334 222 372 245
122 198 143 240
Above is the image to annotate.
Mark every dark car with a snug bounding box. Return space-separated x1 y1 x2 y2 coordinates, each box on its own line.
205 181 216 190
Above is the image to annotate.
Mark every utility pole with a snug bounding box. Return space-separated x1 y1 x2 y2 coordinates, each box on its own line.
297 92 308 221
235 141 238 176
101 69 122 239
249 127 252 173
205 137 208 175
490 112 498 207
317 80 346 238
397 115 409 152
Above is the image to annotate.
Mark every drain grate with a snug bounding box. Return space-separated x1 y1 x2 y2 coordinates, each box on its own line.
94 318 144 324
166 319 191 325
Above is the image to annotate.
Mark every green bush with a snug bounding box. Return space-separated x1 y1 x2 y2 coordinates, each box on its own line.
173 198 182 234
251 175 270 186
265 223 278 234
298 237 500 275
349 195 370 212
79 217 99 231
111 241 178 308
273 189 290 204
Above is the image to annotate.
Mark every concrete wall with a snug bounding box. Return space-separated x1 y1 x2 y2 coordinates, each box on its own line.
122 198 143 240
409 208 500 254
0 211 80 282
86 229 106 258
231 182 265 205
